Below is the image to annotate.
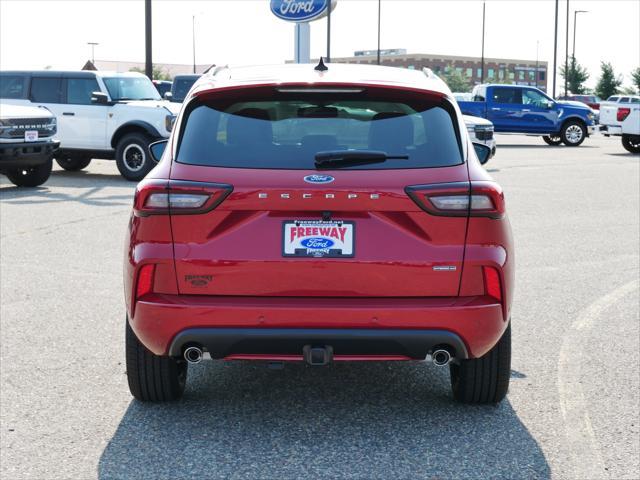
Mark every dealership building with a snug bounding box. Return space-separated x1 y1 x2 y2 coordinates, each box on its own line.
324 50 548 91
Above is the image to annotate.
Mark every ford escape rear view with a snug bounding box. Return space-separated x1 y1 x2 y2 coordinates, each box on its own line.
123 63 514 404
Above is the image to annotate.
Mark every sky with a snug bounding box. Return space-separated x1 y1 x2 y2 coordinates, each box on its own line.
1 0 638 91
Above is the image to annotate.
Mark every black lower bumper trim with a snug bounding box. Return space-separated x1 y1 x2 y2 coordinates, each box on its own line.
168 328 469 360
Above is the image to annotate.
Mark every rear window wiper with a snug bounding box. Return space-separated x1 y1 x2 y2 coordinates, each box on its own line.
314 150 409 169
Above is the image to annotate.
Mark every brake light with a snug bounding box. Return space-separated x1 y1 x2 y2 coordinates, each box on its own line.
133 179 233 216
482 266 502 302
136 264 155 299
617 107 631 122
405 181 505 219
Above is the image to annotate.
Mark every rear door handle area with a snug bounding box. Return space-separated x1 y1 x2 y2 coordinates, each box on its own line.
491 107 501 111
522 109 531 112
62 112 75 116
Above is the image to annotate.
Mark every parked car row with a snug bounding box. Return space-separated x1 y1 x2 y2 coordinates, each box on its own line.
0 70 180 181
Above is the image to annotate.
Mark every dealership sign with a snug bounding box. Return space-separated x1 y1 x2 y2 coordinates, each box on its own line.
270 0 335 22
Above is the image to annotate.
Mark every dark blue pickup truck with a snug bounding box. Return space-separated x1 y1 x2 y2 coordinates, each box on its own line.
458 84 596 146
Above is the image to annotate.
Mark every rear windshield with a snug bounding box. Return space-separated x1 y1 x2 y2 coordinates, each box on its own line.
176 92 463 170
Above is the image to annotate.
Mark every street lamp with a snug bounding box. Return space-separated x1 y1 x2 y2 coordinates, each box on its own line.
376 0 381 65
535 40 539 88
192 15 196 74
87 42 99 63
572 10 588 59
480 1 486 84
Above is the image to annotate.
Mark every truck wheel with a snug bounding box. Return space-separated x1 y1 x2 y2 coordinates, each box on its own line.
542 135 562 146
56 156 92 171
622 134 640 154
56 156 91 171
116 133 154 181
561 121 586 146
5 157 53 187
449 323 511 404
126 319 187 402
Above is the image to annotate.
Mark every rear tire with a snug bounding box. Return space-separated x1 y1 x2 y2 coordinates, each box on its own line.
56 156 91 171
561 120 586 146
115 133 154 182
126 319 187 402
449 323 511 404
542 135 562 146
621 134 640 154
5 157 52 187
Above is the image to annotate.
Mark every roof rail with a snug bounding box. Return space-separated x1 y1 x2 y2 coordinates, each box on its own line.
422 67 437 79
210 65 230 77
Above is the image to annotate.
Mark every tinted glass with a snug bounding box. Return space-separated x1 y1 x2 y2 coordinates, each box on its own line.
630 98 640 104
172 78 198 102
176 96 462 170
102 76 160 101
30 77 63 103
493 88 522 104
67 78 99 105
0 75 26 99
522 89 550 107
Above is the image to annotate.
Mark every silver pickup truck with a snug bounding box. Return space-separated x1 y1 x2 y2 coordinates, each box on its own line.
0 103 59 187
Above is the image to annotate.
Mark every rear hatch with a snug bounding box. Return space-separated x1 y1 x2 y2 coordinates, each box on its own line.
168 84 470 297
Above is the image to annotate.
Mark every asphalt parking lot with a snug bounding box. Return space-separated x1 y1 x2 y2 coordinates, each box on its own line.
1 134 638 480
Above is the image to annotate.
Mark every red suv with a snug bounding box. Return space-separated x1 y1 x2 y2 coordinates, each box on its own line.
124 63 514 404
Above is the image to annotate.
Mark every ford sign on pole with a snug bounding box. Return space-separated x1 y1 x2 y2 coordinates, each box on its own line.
270 0 336 23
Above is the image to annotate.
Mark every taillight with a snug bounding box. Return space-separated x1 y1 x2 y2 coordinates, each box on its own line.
405 181 505 219
133 179 233 216
617 107 631 122
136 264 155 300
482 266 502 302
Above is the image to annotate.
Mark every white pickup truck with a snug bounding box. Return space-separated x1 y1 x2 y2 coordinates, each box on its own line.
600 96 640 153
0 71 180 180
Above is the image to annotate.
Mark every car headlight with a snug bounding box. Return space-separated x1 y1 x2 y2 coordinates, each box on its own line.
165 114 176 132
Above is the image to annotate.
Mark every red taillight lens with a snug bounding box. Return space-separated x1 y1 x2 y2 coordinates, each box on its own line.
482 266 502 302
136 264 155 299
405 181 505 219
617 107 631 122
133 179 233 216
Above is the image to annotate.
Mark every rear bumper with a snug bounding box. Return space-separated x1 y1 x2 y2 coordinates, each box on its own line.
131 294 507 359
599 125 622 136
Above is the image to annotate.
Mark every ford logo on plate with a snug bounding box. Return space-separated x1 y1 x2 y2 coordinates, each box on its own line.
301 237 334 249
304 174 335 184
270 0 331 22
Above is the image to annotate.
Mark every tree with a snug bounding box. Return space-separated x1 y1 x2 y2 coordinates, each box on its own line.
595 62 622 99
129 65 171 81
440 65 471 93
631 67 640 94
560 56 589 94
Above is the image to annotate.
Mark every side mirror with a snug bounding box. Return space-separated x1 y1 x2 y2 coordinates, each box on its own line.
149 140 168 163
545 100 555 109
164 91 173 100
472 142 492 165
91 91 110 104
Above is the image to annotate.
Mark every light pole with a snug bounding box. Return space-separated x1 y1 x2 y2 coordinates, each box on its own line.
552 0 559 98
572 10 588 59
564 0 569 96
87 42 99 63
144 0 152 80
192 15 196 74
480 1 485 84
326 0 332 62
535 40 539 88
376 0 381 65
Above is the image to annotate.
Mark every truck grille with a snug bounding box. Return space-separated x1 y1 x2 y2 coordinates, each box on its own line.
474 129 493 141
1 118 56 139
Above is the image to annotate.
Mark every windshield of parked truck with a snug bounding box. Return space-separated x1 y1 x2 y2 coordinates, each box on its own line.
103 76 161 101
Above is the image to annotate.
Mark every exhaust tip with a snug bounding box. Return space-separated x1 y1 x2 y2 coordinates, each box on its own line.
432 349 452 367
184 346 203 364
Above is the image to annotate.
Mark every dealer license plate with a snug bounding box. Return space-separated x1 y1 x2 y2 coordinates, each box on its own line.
283 220 354 258
25 130 38 142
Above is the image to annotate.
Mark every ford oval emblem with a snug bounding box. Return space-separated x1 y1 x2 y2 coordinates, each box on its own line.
304 174 335 184
270 0 333 23
301 237 335 249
